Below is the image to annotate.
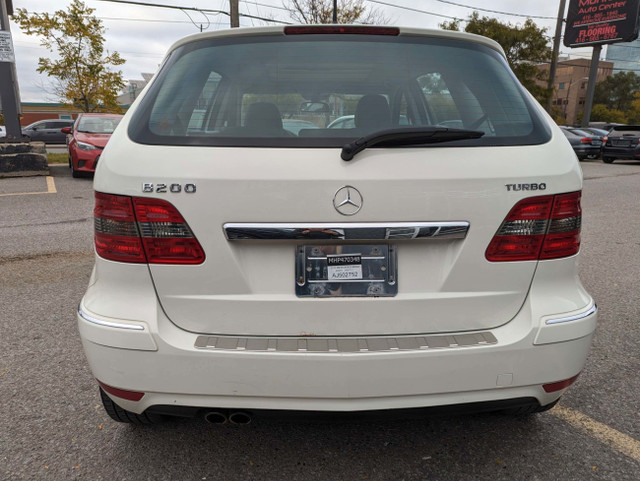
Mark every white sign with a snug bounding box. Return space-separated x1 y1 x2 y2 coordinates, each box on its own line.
0 31 15 63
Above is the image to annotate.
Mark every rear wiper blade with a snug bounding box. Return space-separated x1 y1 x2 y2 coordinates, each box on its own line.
341 127 484 161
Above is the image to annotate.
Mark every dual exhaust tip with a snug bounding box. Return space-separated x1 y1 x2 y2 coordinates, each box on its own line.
204 410 252 425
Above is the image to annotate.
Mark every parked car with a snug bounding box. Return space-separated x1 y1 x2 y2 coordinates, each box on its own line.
0 126 5 138
80 25 595 425
328 114 409 129
282 119 320 135
21 119 74 144
559 126 601 160
601 125 640 163
64 113 123 177
577 127 609 140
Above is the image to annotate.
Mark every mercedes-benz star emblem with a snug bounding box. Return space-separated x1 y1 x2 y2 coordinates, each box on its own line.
333 186 363 216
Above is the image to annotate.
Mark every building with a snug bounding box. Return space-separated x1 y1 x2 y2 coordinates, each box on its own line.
538 58 613 125
605 40 640 74
117 73 155 107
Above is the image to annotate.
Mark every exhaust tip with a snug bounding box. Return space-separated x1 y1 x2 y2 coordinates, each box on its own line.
204 411 228 424
228 411 252 425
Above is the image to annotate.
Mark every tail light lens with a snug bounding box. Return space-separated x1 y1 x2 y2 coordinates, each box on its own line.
486 191 581 262
580 137 593 144
94 192 205 264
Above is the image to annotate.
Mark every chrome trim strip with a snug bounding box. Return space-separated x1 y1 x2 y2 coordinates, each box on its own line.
195 331 497 353
224 222 469 241
545 304 597 325
78 305 145 331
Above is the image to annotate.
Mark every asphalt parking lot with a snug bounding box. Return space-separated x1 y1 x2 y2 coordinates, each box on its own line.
1 160 639 480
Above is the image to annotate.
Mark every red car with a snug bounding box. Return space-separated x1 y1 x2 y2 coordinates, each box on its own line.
63 113 123 178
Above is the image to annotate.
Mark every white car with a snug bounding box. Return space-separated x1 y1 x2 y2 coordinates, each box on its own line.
79 25 596 424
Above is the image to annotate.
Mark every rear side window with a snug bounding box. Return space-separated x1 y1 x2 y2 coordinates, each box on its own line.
130 34 550 147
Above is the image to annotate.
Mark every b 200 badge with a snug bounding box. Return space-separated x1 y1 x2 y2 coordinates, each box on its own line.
142 183 196 194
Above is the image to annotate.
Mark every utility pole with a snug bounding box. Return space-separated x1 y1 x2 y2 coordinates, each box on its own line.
546 0 567 114
230 0 239 28
333 0 338 23
0 0 22 141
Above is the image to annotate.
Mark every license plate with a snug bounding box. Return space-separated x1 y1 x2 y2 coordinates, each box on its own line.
327 254 363 280
295 245 397 297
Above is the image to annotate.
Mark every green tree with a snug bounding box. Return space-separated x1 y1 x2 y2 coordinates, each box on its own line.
284 0 388 24
13 0 125 113
589 104 627 124
593 72 640 112
441 12 552 104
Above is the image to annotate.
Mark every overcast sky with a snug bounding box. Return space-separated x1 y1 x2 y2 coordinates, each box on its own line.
7 0 593 102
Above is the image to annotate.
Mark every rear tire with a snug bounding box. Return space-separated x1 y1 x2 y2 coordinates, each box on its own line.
602 156 614 164
100 388 164 424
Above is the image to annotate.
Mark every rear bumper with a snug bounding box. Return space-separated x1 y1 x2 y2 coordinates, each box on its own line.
78 298 596 414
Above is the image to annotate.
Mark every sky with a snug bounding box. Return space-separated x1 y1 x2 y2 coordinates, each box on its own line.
6 0 596 102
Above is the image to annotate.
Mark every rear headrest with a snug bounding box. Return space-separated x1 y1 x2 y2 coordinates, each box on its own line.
355 94 391 130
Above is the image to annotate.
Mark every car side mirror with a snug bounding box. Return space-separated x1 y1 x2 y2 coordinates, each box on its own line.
61 127 71 134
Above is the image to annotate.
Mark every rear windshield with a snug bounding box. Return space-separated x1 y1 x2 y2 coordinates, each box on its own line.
129 34 550 147
609 126 640 136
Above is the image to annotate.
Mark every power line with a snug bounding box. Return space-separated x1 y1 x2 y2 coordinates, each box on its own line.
428 0 556 20
364 0 462 21
96 0 291 25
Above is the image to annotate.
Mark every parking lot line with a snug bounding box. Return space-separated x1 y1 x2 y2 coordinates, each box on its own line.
552 405 640 461
0 176 56 197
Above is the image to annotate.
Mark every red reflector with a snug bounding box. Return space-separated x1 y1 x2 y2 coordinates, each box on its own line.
284 26 399 36
543 373 580 393
98 380 145 401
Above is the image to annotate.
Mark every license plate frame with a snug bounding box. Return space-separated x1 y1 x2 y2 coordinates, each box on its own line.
295 244 397 297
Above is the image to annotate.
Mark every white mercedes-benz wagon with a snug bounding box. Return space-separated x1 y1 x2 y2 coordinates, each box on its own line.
78 25 597 424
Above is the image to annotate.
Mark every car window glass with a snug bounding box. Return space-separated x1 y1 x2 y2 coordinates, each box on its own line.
133 35 549 147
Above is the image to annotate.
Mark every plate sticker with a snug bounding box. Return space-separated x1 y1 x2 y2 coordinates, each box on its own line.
327 254 362 280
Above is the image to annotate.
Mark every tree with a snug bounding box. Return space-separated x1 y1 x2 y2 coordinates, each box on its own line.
593 72 640 112
589 104 627 124
284 0 388 24
441 13 552 104
13 0 125 113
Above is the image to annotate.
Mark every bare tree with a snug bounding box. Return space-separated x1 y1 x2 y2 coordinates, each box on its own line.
284 0 389 24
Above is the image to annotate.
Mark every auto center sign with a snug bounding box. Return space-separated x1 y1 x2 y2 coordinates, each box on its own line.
564 0 640 47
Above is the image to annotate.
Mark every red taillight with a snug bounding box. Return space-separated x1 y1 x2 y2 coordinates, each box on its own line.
98 380 145 401
542 373 580 393
580 137 593 144
94 192 205 264
486 191 581 262
284 26 399 36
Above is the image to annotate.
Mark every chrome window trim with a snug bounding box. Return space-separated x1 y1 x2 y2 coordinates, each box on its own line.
224 222 469 241
78 305 145 331
545 304 597 325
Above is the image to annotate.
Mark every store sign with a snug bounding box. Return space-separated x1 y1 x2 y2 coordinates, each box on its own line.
564 0 640 47
0 31 15 63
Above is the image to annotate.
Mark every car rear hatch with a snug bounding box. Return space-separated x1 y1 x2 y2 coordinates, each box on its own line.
96 27 582 337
